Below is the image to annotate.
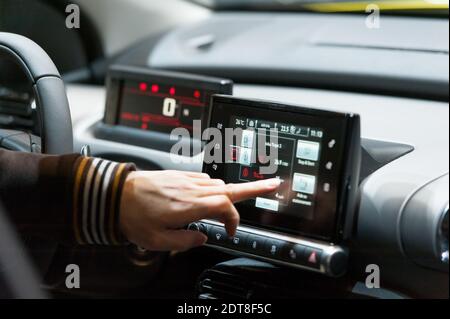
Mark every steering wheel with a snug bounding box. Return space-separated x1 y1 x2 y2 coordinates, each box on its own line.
0 32 74 298
0 32 73 153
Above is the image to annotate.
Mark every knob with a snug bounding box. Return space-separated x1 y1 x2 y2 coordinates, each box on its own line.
188 223 201 232
327 250 348 277
187 222 208 235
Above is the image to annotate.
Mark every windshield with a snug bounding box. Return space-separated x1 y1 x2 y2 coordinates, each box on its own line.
189 0 449 14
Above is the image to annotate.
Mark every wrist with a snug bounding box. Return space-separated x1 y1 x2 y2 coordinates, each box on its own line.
119 171 139 244
71 157 136 246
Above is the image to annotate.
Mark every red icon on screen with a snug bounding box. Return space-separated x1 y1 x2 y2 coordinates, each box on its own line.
169 87 176 96
139 82 148 92
194 90 201 99
253 171 265 180
231 148 238 161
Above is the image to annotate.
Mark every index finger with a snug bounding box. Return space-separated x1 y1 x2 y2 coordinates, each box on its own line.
226 178 281 203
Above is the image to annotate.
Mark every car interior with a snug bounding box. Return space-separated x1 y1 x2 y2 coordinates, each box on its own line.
0 0 448 299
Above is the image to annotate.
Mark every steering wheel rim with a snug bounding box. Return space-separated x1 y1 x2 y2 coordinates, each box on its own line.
0 32 73 154
0 33 75 298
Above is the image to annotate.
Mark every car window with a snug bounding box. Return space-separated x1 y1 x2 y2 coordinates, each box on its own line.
188 0 449 15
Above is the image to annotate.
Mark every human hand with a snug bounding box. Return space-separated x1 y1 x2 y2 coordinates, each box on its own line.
119 170 280 252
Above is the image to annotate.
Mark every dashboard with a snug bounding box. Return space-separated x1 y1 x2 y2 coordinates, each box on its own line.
0 0 448 300
59 12 450 299
68 81 449 298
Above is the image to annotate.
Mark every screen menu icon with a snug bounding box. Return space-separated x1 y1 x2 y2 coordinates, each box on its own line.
227 116 323 219
296 140 321 161
292 173 317 195
241 130 255 148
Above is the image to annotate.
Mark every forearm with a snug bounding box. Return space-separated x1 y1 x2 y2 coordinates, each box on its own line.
0 149 135 245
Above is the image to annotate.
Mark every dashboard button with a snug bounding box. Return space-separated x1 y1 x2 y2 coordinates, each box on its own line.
255 197 279 212
292 173 316 195
187 223 200 232
304 247 323 269
282 243 307 264
228 231 248 249
208 226 229 246
328 139 336 149
263 239 285 258
246 235 266 254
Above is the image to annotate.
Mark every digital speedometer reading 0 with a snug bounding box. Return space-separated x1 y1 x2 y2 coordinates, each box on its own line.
119 80 212 134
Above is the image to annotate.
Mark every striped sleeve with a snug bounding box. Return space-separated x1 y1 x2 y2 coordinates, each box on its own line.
71 157 136 245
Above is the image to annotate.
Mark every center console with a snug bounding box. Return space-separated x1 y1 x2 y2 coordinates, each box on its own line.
194 96 361 277
66 61 449 297
94 66 362 277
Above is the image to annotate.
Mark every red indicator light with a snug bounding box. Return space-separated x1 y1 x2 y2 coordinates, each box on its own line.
169 87 176 96
194 90 201 99
231 147 237 161
141 123 148 130
308 251 318 264
139 82 148 92
151 84 159 93
253 171 264 180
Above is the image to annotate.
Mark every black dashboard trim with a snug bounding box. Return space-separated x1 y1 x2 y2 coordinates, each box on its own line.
156 66 449 103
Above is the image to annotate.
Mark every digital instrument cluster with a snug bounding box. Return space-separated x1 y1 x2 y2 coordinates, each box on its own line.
100 65 233 150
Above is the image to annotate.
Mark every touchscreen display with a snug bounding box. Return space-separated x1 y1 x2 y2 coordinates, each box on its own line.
203 96 360 242
226 116 324 221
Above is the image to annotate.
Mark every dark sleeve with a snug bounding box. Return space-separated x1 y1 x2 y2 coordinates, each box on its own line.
0 149 135 246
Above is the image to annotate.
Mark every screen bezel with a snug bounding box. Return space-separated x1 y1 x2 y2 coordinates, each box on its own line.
203 95 360 243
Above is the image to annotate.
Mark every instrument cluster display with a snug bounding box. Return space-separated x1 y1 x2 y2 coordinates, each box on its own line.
104 66 233 135
118 80 213 134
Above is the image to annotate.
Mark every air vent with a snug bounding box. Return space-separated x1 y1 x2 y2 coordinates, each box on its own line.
197 270 254 299
439 206 449 264
400 175 449 272
0 86 38 134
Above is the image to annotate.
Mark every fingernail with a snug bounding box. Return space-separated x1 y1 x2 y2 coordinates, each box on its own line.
225 226 236 237
266 178 281 189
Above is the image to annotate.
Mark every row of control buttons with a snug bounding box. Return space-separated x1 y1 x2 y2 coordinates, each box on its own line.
188 223 323 270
